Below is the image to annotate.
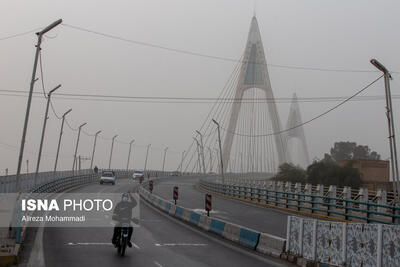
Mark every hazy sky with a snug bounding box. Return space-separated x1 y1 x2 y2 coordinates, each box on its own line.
1 0 400 174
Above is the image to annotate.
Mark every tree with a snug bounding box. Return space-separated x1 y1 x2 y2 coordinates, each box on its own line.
307 161 362 188
273 163 307 183
329 141 381 162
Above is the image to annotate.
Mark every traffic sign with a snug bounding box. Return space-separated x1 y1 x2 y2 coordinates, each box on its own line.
205 194 212 216
173 186 178 204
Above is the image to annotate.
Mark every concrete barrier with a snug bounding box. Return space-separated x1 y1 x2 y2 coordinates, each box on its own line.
198 214 211 231
222 222 241 243
209 219 225 235
239 228 260 249
256 232 286 257
189 211 201 226
138 186 286 259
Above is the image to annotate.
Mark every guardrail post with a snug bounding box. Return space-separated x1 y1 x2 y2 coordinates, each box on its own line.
304 183 312 212
327 185 336 217
277 182 283 207
359 187 368 211
316 184 324 214
343 186 352 220
295 183 301 211
284 182 291 209
376 189 387 213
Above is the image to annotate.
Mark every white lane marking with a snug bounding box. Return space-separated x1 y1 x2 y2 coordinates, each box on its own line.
154 261 163 267
66 242 140 249
192 208 227 214
154 243 207 247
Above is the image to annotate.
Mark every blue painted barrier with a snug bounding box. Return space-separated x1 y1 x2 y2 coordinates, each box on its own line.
189 212 201 225
175 206 184 217
239 228 260 249
209 219 225 235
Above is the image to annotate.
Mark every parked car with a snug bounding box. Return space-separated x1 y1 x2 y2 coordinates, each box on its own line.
170 171 180 176
132 170 144 180
100 170 116 185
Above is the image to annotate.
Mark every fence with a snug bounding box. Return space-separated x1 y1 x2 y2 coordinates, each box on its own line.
199 179 400 224
286 216 400 267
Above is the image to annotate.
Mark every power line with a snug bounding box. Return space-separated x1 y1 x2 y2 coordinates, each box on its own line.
62 23 400 74
219 75 384 137
0 27 43 41
1 89 399 104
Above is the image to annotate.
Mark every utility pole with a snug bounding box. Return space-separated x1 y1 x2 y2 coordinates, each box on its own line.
144 144 151 173
162 147 168 173
15 19 62 191
371 59 400 202
34 84 61 186
212 119 224 183
54 109 72 173
126 139 135 170
108 135 118 169
90 130 101 170
196 130 206 174
72 123 87 171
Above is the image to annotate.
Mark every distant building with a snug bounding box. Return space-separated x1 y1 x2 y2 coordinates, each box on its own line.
339 159 391 191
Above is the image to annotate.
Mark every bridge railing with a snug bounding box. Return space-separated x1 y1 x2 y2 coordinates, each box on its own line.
224 176 397 206
286 215 400 267
199 179 400 225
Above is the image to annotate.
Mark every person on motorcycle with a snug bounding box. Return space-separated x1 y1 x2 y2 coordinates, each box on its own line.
111 192 137 247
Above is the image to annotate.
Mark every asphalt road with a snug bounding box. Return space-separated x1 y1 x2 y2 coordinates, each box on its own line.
18 178 292 267
152 175 289 238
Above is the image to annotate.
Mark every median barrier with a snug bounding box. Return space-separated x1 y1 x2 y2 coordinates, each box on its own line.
222 222 241 243
256 232 286 257
138 185 287 260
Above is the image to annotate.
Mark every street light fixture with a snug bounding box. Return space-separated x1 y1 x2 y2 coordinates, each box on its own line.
370 58 400 202
162 147 169 173
15 19 62 191
126 139 135 170
90 130 101 170
108 135 118 169
144 144 151 174
34 84 61 186
72 123 87 171
54 109 72 173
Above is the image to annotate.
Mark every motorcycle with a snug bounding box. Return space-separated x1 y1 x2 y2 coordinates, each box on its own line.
115 222 130 256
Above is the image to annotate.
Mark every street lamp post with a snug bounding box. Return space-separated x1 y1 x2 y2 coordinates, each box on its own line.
212 119 224 183
208 147 213 173
196 130 206 174
54 109 72 173
162 147 168 173
144 144 151 173
370 59 400 202
15 19 62 191
108 135 118 169
193 137 201 174
179 150 185 172
72 123 87 171
34 84 61 186
126 139 135 170
90 130 101 170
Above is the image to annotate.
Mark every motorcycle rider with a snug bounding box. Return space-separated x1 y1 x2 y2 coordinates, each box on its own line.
111 192 137 247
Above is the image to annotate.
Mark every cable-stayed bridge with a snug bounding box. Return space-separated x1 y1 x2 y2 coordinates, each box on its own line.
0 16 399 267
182 17 309 176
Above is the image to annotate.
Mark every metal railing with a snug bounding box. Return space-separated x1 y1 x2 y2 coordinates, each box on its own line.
200 179 400 225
